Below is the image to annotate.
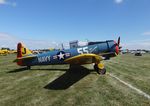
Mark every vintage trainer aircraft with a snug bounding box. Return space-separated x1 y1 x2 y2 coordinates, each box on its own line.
14 37 121 75
0 48 9 55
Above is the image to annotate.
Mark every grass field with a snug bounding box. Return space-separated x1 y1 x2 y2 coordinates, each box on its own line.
0 54 150 106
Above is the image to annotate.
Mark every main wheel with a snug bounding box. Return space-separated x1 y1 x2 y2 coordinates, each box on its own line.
94 64 106 75
100 68 106 75
94 64 98 70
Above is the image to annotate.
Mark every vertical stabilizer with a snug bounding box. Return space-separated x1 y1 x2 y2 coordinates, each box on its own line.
17 43 32 58
17 43 32 65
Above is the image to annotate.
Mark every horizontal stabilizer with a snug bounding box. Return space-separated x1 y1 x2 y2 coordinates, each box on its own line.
13 55 37 62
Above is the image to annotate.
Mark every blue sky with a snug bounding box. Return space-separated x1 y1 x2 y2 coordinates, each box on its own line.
0 0 150 49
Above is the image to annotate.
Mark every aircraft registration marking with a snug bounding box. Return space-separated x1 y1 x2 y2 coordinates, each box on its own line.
38 56 51 63
77 47 89 54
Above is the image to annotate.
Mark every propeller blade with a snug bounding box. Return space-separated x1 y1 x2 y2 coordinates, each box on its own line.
118 36 120 46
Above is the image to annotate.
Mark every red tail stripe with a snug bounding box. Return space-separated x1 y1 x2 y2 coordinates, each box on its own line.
17 43 23 66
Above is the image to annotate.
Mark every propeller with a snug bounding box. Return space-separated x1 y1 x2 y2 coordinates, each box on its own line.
117 36 120 46
113 36 122 55
116 36 122 49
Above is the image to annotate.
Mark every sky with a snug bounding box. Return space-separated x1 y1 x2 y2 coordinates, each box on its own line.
0 0 150 50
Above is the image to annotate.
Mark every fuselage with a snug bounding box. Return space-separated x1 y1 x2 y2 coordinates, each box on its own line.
21 40 118 66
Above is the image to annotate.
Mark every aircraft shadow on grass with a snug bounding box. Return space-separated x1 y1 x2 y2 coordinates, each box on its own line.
8 67 29 73
44 66 92 90
8 66 93 90
8 67 68 73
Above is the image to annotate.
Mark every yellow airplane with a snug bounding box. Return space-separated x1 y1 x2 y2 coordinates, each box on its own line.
9 50 17 54
0 49 9 55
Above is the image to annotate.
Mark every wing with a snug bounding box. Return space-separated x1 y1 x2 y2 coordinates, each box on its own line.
13 55 37 62
64 54 103 65
99 52 117 60
99 52 117 56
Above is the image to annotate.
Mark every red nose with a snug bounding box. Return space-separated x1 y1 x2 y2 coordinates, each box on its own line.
114 41 119 55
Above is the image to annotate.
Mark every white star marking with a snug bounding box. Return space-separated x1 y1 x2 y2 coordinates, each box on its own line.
57 52 65 60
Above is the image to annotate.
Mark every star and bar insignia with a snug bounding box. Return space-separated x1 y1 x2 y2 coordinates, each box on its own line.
53 51 71 60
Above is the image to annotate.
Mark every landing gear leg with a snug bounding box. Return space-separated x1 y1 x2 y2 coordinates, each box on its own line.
94 63 106 75
27 66 31 70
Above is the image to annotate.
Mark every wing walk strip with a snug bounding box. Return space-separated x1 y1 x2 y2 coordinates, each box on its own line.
108 73 150 100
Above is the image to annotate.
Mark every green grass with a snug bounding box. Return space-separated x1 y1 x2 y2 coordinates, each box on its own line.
0 54 150 106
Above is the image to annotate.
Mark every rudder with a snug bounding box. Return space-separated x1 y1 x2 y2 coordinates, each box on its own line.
17 43 32 58
17 43 32 66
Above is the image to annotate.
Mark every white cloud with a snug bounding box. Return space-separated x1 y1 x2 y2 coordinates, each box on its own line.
0 0 6 4
0 33 19 49
114 0 124 4
0 0 16 7
122 39 150 50
0 33 68 50
0 33 15 39
1 32 150 50
142 32 150 36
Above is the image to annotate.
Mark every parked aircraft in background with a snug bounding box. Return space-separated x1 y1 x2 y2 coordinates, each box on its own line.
0 48 9 55
0 48 17 55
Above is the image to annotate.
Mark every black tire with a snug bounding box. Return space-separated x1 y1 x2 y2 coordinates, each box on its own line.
94 64 100 74
94 64 106 75
100 68 106 75
94 64 98 70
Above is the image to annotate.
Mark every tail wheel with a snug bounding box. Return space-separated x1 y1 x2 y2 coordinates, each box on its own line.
27 66 31 70
94 63 106 75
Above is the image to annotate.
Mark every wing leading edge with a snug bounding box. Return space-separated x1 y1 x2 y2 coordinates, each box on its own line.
64 54 103 65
